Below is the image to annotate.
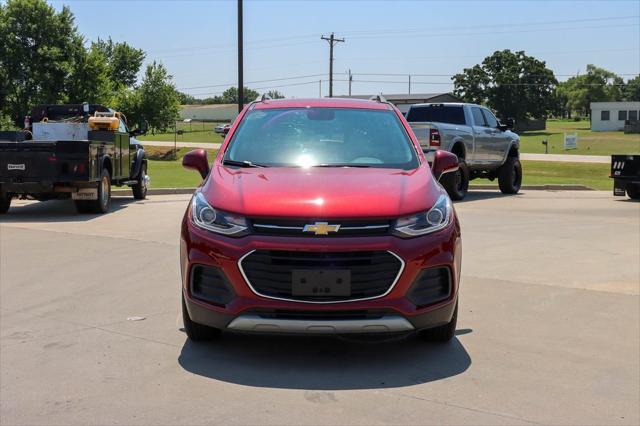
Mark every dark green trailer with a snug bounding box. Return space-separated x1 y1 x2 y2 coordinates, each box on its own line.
0 104 148 214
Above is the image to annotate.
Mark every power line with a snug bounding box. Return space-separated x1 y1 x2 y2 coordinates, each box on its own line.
178 73 327 91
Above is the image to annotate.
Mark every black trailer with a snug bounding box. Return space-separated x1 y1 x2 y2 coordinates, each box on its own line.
611 154 639 200
0 104 148 214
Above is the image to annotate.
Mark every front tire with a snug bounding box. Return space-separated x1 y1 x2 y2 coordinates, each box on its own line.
0 192 11 214
498 156 522 194
182 295 221 342
420 302 458 343
627 184 640 200
441 158 469 201
132 162 148 200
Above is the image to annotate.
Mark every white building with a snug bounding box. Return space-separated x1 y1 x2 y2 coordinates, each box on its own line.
590 101 640 131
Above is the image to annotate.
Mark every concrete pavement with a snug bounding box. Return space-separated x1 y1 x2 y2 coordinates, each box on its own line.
1 191 638 425
140 141 613 164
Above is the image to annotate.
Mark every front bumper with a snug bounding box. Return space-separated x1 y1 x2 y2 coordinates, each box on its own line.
180 215 462 334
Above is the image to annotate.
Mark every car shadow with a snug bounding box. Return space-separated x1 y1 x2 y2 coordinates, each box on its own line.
455 190 513 203
0 196 136 222
178 330 472 390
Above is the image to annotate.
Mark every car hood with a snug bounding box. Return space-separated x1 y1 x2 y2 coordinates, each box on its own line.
200 164 443 218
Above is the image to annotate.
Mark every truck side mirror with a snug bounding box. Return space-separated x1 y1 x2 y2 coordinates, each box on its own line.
431 150 459 182
505 118 515 129
182 149 209 179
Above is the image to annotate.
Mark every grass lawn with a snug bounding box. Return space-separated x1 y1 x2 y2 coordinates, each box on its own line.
138 121 227 144
145 147 612 191
471 160 611 190
519 119 640 156
146 147 219 189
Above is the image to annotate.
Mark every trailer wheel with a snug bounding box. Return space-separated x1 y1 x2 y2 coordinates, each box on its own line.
132 162 148 200
627 184 640 200
91 169 111 213
0 192 11 214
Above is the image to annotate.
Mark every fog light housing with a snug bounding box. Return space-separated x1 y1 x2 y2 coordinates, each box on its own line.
406 267 451 308
190 265 235 306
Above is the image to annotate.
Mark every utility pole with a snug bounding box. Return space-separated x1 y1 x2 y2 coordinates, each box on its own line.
408 75 411 94
321 33 344 97
237 0 243 114
348 69 353 96
319 80 322 97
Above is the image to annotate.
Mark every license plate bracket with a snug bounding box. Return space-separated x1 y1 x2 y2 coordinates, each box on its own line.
292 269 351 297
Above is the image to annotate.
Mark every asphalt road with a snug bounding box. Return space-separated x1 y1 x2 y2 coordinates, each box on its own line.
1 191 638 425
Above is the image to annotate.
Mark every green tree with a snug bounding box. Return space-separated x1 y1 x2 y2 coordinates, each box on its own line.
0 114 18 130
93 37 145 88
559 65 625 117
136 62 180 133
222 86 260 104
452 50 557 122
266 90 285 99
0 0 79 122
65 39 113 104
622 75 640 101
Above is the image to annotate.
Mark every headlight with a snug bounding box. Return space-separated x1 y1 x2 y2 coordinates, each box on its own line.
191 191 248 236
393 194 452 237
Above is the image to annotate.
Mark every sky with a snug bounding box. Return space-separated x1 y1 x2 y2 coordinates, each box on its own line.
50 0 640 99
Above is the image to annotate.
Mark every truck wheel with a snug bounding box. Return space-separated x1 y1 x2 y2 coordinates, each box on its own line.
420 301 458 343
0 193 11 214
498 157 522 194
627 184 640 200
182 294 221 342
442 159 469 201
92 169 111 213
132 162 148 200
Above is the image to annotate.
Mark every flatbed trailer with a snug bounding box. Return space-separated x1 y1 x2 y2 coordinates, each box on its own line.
611 154 640 200
0 104 148 214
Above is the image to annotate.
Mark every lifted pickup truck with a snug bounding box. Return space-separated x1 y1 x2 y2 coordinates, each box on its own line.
406 103 521 200
0 104 148 214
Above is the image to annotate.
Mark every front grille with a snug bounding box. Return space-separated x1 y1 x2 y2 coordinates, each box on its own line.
250 218 391 237
240 250 403 302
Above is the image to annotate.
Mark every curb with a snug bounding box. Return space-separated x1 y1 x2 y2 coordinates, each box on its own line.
113 188 196 195
471 184 593 191
114 184 595 196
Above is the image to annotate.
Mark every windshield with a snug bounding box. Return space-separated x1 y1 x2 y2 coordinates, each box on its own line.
224 107 419 169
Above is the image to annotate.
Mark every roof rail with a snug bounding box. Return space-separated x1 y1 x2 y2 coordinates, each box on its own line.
255 93 272 102
369 94 388 104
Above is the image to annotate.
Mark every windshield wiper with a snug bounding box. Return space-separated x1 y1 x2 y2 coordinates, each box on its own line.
222 159 268 168
314 163 372 168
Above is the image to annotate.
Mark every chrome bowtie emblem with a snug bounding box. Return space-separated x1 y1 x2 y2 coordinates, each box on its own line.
303 222 341 235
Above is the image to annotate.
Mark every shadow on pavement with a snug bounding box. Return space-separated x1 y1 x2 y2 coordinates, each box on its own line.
0 196 137 223
178 331 471 390
455 190 514 203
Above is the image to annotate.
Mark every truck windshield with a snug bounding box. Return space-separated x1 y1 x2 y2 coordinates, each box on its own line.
406 105 466 125
224 108 419 170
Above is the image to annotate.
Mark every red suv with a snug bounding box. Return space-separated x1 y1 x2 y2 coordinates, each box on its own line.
180 97 461 343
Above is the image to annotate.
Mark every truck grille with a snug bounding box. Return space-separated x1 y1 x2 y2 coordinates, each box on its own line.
239 250 404 303
250 218 391 237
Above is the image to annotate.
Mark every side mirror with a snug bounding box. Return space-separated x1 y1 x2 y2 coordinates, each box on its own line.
182 149 209 179
503 118 515 130
431 150 459 182
223 126 230 135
